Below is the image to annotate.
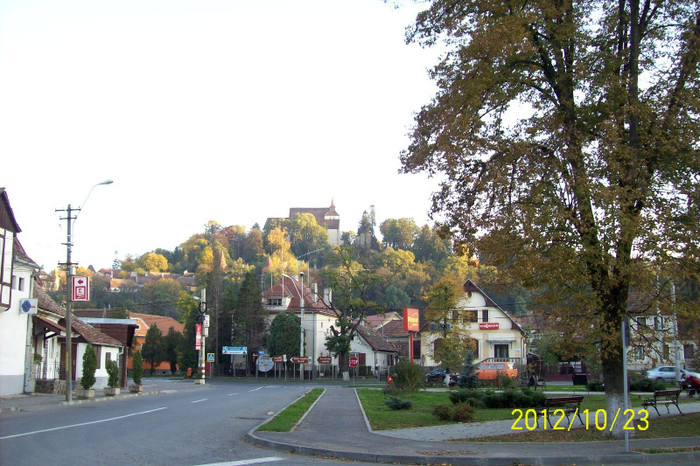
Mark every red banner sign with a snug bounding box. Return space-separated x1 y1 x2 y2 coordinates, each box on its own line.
271 355 285 363
479 322 499 330
403 308 420 332
291 356 310 364
195 324 202 349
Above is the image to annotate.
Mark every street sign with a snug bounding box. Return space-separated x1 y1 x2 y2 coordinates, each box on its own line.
222 346 247 355
203 315 210 328
290 356 310 364
349 356 359 368
20 298 38 315
271 355 285 363
71 276 90 302
257 356 274 372
317 356 332 364
207 353 215 363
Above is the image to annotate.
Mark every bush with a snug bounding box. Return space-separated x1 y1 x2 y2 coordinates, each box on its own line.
629 378 666 392
452 402 476 422
106 360 120 388
132 350 143 385
483 389 545 409
496 375 518 389
433 404 452 421
384 396 413 410
449 388 485 407
81 344 97 390
588 380 604 391
432 402 476 422
389 360 424 393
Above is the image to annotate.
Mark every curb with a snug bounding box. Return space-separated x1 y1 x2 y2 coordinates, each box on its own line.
245 431 700 465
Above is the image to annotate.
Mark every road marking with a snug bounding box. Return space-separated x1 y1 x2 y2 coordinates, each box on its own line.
198 458 284 466
249 387 263 392
228 393 238 396
191 398 207 403
0 407 167 440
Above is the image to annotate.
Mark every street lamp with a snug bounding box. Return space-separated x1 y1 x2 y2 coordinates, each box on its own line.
57 179 113 402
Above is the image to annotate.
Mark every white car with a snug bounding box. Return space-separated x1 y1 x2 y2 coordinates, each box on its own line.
645 366 700 382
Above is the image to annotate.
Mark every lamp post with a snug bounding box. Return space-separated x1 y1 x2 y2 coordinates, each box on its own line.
57 179 113 402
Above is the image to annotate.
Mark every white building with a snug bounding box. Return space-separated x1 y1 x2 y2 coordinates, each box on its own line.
0 189 34 396
421 279 528 369
262 275 396 376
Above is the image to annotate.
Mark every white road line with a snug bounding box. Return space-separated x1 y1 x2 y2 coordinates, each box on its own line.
228 393 238 396
249 387 263 392
198 458 284 466
191 398 208 403
0 407 168 440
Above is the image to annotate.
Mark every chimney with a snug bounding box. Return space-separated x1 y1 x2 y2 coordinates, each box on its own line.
323 288 333 307
311 283 318 303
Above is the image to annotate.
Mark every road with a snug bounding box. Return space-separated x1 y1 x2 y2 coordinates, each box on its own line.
0 379 375 466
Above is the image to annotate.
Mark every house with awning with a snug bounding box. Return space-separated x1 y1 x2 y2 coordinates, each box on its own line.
32 285 124 392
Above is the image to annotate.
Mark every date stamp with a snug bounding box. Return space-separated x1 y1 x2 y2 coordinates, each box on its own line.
511 408 650 431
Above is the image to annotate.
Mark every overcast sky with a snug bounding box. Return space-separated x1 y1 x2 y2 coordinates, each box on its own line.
1 0 443 271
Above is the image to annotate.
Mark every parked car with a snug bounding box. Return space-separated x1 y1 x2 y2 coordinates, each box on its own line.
645 366 700 383
474 361 518 381
425 368 447 382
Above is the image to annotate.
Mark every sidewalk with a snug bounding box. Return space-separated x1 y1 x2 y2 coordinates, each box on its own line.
249 387 700 465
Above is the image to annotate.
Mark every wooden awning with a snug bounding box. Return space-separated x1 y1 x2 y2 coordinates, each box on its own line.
33 315 66 336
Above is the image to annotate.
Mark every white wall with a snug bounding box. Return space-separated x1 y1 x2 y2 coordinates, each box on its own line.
0 261 33 396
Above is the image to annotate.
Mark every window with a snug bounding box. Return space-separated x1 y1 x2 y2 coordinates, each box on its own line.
634 345 644 360
267 298 282 306
636 316 646 328
18 277 25 291
463 310 477 323
654 316 663 330
684 344 695 359
481 309 488 322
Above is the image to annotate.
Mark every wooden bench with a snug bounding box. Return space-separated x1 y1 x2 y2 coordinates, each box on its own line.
642 389 682 416
543 396 584 428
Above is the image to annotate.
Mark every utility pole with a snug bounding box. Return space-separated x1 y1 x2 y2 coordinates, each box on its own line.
196 288 207 384
56 204 79 402
55 179 112 402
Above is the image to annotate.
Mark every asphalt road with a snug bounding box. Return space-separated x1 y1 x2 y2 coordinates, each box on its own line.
0 379 377 466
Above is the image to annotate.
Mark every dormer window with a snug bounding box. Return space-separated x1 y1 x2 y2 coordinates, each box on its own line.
268 298 282 306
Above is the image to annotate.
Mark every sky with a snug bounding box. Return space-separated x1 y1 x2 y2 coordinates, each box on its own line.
1 0 443 271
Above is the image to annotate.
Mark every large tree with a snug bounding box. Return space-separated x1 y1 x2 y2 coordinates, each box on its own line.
141 323 164 375
401 0 700 431
233 271 268 373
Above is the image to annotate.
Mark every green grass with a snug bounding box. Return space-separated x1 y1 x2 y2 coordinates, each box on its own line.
257 388 324 432
470 412 700 443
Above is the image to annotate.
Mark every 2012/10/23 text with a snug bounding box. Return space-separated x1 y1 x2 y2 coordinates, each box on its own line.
511 408 650 431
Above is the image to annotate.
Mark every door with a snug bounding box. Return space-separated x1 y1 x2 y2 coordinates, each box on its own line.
494 344 509 359
59 342 78 381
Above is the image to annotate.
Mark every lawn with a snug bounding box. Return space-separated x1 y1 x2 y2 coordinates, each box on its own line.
471 412 700 443
257 388 324 432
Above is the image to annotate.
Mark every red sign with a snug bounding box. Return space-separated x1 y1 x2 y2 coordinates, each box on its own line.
317 356 332 364
291 356 310 364
195 324 202 349
403 308 420 332
349 356 359 367
479 322 499 330
71 276 90 302
271 355 285 363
